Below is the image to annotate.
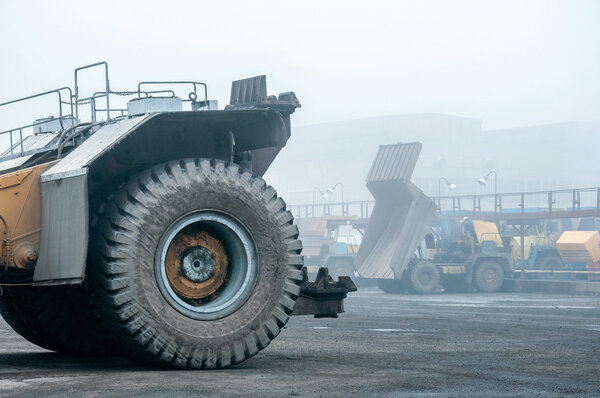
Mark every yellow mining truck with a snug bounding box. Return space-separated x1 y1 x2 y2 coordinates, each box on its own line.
296 215 363 279
0 62 354 368
354 143 510 294
432 219 510 293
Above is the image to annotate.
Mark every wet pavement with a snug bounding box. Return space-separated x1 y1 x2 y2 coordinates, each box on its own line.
0 288 599 397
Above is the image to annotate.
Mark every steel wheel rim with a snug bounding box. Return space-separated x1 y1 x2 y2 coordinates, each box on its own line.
482 267 499 286
155 211 258 320
419 270 432 285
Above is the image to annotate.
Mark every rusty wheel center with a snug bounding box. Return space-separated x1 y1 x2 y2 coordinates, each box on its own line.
165 230 228 300
156 211 258 320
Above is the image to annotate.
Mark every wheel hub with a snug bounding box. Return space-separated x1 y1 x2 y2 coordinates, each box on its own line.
156 211 258 320
419 272 431 284
183 247 216 282
484 270 496 282
165 229 228 300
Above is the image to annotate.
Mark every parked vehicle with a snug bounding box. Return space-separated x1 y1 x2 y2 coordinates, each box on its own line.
0 62 355 369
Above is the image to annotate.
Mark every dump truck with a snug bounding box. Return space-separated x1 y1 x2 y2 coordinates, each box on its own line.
432 219 511 292
0 62 355 369
354 143 440 294
355 143 511 294
296 215 364 279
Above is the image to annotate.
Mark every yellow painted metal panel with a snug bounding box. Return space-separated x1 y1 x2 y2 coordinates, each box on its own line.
439 265 466 274
556 231 600 263
472 220 504 248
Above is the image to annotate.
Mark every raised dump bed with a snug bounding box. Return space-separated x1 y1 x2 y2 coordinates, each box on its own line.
354 142 437 291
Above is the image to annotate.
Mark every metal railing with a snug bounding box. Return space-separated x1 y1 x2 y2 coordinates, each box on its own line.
289 200 374 219
138 81 208 104
0 61 210 161
290 187 600 222
0 87 74 158
434 187 600 221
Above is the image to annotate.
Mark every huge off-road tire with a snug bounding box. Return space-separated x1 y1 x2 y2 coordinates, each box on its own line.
89 159 303 369
0 285 117 355
408 261 440 294
474 261 504 293
376 278 406 294
536 254 568 280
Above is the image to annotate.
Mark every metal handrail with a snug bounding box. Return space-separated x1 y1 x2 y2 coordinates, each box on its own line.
289 200 375 219
0 61 214 161
0 87 75 156
289 186 600 221
0 86 73 119
435 187 600 217
74 61 110 121
82 89 177 122
137 81 208 102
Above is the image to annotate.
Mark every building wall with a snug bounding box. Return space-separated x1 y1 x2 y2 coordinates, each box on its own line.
264 114 600 207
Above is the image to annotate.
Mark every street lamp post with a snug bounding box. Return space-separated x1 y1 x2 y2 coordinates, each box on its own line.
312 187 325 216
326 182 345 215
437 177 456 212
477 170 498 213
438 177 456 198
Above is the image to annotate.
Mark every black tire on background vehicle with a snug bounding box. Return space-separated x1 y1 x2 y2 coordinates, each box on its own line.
88 159 303 369
0 285 117 355
537 254 568 280
376 278 406 294
327 259 355 280
409 261 440 294
474 261 504 293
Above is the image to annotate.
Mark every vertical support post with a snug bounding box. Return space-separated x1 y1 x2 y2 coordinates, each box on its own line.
104 64 111 120
520 193 525 214
91 97 97 122
548 192 553 213
520 224 526 279
18 129 24 155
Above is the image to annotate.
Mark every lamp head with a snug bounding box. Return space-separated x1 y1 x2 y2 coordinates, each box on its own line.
477 177 487 186
449 183 457 190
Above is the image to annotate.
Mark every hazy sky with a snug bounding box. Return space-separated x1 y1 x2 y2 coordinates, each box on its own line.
1 0 599 130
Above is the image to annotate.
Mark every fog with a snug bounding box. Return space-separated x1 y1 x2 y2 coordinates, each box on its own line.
1 2 600 390
1 0 599 128
1 0 599 204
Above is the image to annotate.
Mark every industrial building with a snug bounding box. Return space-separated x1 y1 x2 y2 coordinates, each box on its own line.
266 114 600 205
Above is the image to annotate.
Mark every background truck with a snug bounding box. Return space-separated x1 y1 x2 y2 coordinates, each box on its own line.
354 143 440 294
296 215 365 279
0 62 355 369
354 143 511 294
504 218 600 279
431 219 511 293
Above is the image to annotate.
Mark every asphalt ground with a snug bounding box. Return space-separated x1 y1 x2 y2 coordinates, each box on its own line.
0 288 599 397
